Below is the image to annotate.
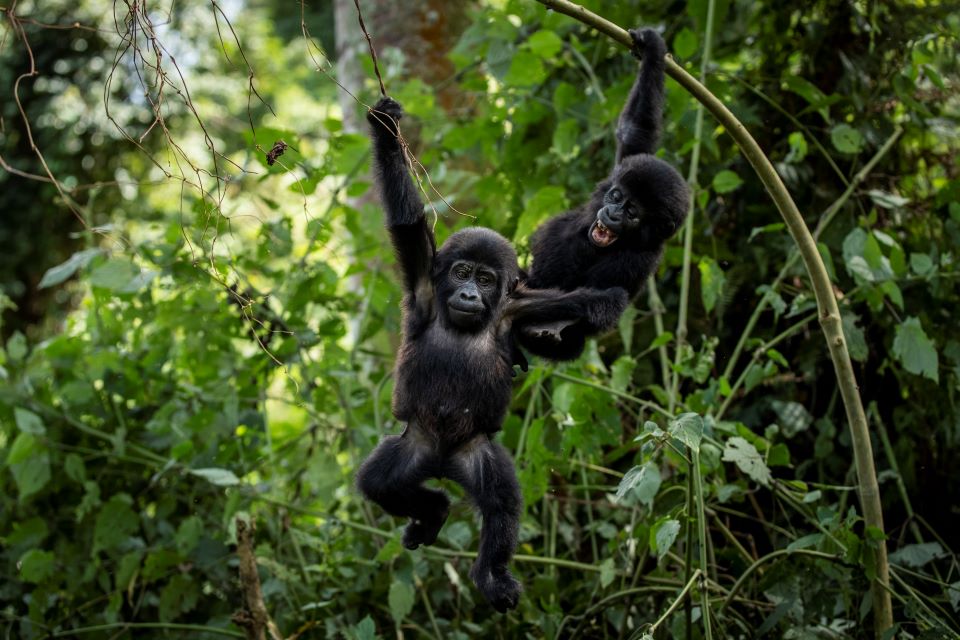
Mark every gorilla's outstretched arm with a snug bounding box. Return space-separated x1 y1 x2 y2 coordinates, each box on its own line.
505 284 628 333
615 28 667 163
368 97 436 315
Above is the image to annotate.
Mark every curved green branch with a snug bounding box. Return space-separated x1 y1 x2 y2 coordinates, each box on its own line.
531 0 893 635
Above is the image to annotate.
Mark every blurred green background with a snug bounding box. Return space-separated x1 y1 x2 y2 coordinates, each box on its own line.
1 0 958 637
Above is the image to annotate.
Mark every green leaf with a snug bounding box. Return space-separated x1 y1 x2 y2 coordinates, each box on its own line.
767 443 791 467
785 131 808 163
351 616 377 640
722 437 772 487
652 518 681 563
867 189 910 210
93 495 139 553
842 312 869 362
515 186 568 241
618 305 638 353
610 356 636 393
786 533 823 551
830 124 862 154
116 550 144 592
19 549 56 583
14 407 45 435
552 119 581 160
175 516 204 555
159 574 199 621
89 258 140 291
388 580 415 623
526 30 564 59
599 558 616 588
909 253 934 276
38 249 103 289
7 331 27 361
892 317 939 383
749 222 786 242
697 256 726 313
668 413 703 453
64 453 86 484
615 461 661 507
375 537 403 563
948 582 960 612
781 76 827 107
770 400 813 436
889 542 946 568
712 170 743 194
673 28 697 59
189 467 241 486
504 50 546 87
649 331 673 349
7 433 51 499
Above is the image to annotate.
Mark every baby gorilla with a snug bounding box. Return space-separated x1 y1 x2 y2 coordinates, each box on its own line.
517 27 691 361
356 96 626 611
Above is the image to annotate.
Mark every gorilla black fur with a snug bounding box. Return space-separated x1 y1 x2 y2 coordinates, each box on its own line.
517 28 691 362
356 96 627 612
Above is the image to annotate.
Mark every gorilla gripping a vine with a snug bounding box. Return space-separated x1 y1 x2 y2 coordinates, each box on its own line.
516 27 690 363
356 27 685 612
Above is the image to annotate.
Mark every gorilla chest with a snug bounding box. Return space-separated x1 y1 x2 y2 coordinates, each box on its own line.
395 324 512 428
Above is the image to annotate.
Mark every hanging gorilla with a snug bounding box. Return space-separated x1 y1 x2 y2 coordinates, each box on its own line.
516 28 691 362
355 96 627 612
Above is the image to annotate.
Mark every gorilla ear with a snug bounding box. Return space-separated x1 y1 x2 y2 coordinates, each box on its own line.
508 276 520 294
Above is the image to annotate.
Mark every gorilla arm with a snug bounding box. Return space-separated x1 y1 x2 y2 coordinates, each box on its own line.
368 97 436 316
504 284 629 342
615 27 668 163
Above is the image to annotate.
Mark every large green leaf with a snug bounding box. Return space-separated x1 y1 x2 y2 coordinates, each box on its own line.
615 461 661 507
388 580 415 623
38 248 103 289
892 317 939 383
7 433 51 499
93 495 139 553
722 437 772 487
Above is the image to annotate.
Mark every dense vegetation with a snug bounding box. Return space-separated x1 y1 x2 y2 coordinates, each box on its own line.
1 0 958 638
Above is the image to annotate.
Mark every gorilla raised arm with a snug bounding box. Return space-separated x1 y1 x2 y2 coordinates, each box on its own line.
355 97 625 612
517 28 691 361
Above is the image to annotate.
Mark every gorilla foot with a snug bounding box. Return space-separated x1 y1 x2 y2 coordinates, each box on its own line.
402 505 449 550
470 564 521 612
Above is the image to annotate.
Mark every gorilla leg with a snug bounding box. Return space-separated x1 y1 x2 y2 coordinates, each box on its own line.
356 433 450 549
447 436 522 612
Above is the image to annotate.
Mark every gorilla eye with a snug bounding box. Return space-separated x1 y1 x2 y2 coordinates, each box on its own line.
608 189 623 203
454 264 471 280
477 273 494 287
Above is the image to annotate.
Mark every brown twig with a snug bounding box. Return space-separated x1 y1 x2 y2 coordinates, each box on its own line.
232 518 283 640
352 0 386 96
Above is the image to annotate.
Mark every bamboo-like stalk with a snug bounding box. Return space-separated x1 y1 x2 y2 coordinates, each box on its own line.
692 448 714 639
531 0 893 634
670 0 716 414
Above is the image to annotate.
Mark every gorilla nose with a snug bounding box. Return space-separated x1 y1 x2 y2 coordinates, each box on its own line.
460 290 479 302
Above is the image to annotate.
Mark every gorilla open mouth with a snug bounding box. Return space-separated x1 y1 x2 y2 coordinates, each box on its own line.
589 219 618 248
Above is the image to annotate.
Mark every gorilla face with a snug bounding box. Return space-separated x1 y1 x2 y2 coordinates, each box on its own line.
444 260 499 330
433 227 518 332
590 183 642 248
